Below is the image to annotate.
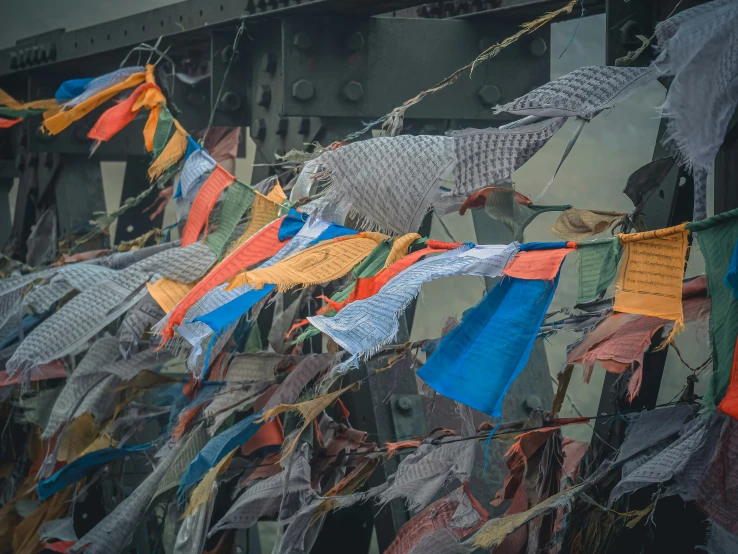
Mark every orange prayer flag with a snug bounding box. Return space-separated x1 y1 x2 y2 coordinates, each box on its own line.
147 279 198 313
502 247 574 281
180 164 235 246
43 70 148 135
87 82 158 142
0 118 21 128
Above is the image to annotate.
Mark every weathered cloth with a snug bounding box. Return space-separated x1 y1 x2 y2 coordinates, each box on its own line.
695 216 738 411
310 244 517 358
551 209 623 242
576 238 620 303
494 66 656 118
697 417 738 534
419 275 559 417
654 0 738 219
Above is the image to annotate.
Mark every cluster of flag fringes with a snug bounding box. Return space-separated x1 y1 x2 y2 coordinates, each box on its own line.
1 0 738 552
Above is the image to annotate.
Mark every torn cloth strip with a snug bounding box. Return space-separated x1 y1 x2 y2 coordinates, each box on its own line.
494 66 656 118
577 238 620 303
180 164 235 247
204 180 256 256
37 443 151 500
718 337 738 420
385 485 488 554
418 275 558 417
695 216 738 411
227 232 385 291
697 417 738 534
654 0 738 176
502 243 573 281
186 218 349 342
309 244 518 358
178 410 264 499
159 217 289 342
176 147 215 200
54 77 94 102
304 134 455 235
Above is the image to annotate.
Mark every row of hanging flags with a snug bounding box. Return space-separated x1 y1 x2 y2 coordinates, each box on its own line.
1 0 738 552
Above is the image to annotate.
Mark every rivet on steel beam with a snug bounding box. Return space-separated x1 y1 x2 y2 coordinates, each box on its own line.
346 31 365 52
276 119 289 136
293 32 313 51
343 81 364 102
396 396 413 413
529 37 548 57
253 119 267 141
292 79 315 101
219 91 242 112
524 395 542 412
187 91 207 107
478 84 501 106
263 52 277 75
298 117 311 136
258 85 272 108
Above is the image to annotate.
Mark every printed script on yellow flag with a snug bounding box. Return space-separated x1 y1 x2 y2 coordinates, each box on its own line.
228 233 387 291
147 278 198 313
614 224 688 323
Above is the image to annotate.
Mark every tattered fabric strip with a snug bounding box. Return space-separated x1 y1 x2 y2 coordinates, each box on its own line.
87 82 159 143
551 209 624 242
304 134 455 235
38 443 151 500
44 67 148 135
494 66 656 118
177 217 334 351
419 274 559 417
227 232 386 292
8 242 215 377
179 148 216 200
69 439 182 554
502 243 573 281
158 217 289 343
180 164 235 246
204 180 256 256
309 244 518 358
178 410 264 499
378 435 476 512
208 444 312 535
24 264 116 315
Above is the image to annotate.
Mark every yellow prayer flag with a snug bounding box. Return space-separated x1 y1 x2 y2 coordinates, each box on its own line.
147 278 198 313
383 233 421 269
226 184 286 256
614 224 688 325
184 449 235 517
227 232 386 291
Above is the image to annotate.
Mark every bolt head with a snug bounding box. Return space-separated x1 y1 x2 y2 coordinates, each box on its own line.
258 85 272 108
397 396 413 412
529 37 548 57
346 31 365 52
292 79 315 101
343 81 364 102
524 395 542 412
276 119 289 136
293 32 313 51
253 119 267 141
478 84 501 106
219 91 241 112
263 52 277 75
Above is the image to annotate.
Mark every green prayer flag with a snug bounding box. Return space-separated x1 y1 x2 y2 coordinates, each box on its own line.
0 107 46 118
205 180 255 256
152 105 174 159
697 217 738 412
577 238 620 303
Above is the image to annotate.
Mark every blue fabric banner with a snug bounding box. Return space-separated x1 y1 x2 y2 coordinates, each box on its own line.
724 240 738 300
178 410 264 500
54 78 94 102
37 443 151 500
418 275 559 417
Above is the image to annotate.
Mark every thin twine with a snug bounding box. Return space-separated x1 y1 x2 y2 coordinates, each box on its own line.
559 0 585 59
201 21 245 146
